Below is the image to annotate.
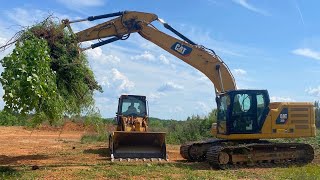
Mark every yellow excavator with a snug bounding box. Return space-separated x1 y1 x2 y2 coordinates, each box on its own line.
62 11 316 168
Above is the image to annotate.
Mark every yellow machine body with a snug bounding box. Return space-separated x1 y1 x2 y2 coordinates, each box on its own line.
212 102 316 139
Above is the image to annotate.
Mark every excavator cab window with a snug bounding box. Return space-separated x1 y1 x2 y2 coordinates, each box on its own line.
217 95 230 134
231 93 257 133
217 90 270 135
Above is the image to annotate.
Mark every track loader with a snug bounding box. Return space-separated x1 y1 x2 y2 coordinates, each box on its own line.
62 11 316 168
109 95 166 160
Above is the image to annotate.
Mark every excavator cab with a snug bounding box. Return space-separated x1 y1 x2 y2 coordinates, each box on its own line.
216 90 270 135
109 95 167 160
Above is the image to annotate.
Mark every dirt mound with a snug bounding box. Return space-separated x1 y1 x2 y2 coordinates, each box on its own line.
62 121 85 131
32 121 85 132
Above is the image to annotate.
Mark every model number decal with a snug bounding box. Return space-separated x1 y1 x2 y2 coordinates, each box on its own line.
171 42 192 56
276 108 289 124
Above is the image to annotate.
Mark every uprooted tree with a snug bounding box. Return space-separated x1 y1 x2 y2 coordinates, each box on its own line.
0 17 102 124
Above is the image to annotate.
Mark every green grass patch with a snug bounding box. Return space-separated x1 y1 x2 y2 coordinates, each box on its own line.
273 164 320 180
81 134 108 144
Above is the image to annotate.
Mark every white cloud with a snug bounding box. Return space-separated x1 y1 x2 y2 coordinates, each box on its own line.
95 68 134 93
232 0 270 16
169 106 184 113
56 0 105 8
0 37 6 46
232 68 250 83
5 8 58 27
148 92 166 103
306 86 320 97
85 46 120 64
157 82 184 92
233 68 247 76
292 48 320 60
159 54 170 65
131 51 155 61
195 101 211 114
270 96 295 102
111 68 135 92
97 76 110 87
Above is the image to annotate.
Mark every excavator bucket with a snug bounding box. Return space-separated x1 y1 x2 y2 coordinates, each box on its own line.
109 131 167 160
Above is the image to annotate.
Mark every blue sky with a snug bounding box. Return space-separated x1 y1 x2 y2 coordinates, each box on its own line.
0 0 319 120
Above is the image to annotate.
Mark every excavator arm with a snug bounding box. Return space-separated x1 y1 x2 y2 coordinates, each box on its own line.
62 11 236 94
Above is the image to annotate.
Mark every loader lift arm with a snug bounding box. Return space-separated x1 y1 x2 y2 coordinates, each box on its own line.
62 11 236 95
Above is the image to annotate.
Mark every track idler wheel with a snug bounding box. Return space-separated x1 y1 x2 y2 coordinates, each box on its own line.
207 146 230 169
218 151 230 165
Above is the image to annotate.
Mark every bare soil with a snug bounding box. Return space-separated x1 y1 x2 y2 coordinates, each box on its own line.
0 125 319 179
0 125 183 167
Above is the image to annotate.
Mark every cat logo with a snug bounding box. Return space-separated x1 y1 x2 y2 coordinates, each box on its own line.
171 42 192 56
279 113 288 123
276 108 289 124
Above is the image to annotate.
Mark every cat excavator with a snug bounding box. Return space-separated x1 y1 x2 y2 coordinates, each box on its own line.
61 11 316 168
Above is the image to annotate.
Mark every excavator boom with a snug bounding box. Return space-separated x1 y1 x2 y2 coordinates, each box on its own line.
62 11 236 94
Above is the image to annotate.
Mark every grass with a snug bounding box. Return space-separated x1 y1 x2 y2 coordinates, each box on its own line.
276 164 320 180
4 162 320 180
80 133 108 144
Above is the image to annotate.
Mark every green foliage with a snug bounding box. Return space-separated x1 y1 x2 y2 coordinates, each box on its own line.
81 134 108 144
0 18 102 124
0 110 26 126
84 111 106 135
149 109 217 144
81 111 108 143
0 32 63 121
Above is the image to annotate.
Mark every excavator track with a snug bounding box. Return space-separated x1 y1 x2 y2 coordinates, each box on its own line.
206 142 314 169
181 140 314 169
180 139 226 161
180 143 193 160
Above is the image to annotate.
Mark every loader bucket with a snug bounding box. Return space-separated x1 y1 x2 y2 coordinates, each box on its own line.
109 131 167 159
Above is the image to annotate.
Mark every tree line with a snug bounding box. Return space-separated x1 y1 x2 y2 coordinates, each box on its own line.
0 101 319 145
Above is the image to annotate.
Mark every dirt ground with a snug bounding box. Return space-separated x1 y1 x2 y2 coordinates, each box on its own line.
0 125 183 167
0 125 319 180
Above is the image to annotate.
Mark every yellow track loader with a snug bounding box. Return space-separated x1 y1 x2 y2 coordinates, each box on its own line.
109 95 166 161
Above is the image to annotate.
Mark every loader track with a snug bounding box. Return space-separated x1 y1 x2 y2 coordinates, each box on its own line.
206 142 314 169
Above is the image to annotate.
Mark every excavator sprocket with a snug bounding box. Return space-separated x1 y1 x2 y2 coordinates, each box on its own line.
206 142 314 169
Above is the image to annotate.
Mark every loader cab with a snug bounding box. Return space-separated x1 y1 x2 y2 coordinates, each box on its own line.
117 95 148 118
216 90 270 135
